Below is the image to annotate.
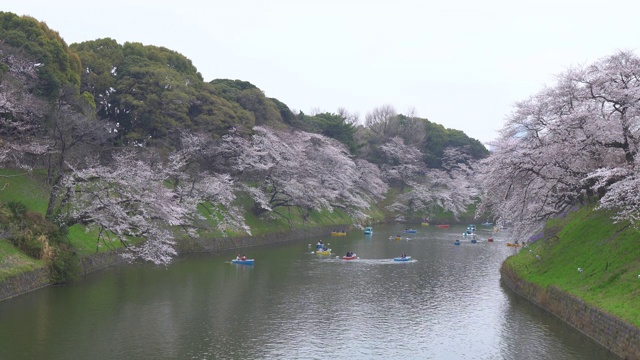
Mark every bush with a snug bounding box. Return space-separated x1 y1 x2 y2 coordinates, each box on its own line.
4 202 69 261
11 231 43 258
7 200 27 220
48 243 80 284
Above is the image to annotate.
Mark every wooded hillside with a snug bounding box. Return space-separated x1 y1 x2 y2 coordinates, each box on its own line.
0 12 488 267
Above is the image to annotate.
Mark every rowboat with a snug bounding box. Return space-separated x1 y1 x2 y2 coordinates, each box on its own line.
331 231 347 236
454 240 461 245
314 249 331 255
394 256 412 262
342 254 357 260
435 224 450 228
421 222 430 226
231 259 254 265
403 229 417 234
487 237 494 242
364 227 373 235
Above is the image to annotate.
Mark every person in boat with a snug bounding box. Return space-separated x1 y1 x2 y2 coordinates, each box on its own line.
322 245 328 251
346 251 352 257
236 254 241 260
401 253 407 259
241 254 247 261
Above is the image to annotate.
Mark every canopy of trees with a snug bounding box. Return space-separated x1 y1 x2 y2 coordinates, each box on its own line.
0 12 81 99
359 104 488 167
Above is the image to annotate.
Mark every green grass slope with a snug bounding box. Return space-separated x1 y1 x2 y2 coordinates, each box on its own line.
0 170 121 283
505 206 640 327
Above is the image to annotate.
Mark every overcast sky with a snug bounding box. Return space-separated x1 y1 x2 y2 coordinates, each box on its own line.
5 0 640 144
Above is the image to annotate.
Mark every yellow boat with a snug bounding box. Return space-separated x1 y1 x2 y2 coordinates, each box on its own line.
421 222 430 226
315 249 332 255
331 231 347 236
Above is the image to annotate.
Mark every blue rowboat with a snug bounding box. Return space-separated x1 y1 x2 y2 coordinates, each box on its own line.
393 256 412 262
364 227 373 235
231 259 255 265
403 229 417 233
454 240 461 246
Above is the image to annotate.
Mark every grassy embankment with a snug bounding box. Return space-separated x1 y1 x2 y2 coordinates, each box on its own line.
504 205 640 327
0 169 113 282
0 169 387 282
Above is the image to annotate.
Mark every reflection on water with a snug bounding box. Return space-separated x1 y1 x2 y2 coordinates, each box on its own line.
0 224 620 359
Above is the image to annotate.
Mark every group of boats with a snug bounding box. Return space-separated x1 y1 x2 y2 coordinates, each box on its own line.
232 222 513 265
365 226 419 235
463 224 476 236
453 224 497 245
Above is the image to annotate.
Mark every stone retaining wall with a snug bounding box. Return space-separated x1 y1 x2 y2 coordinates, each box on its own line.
500 263 640 359
0 267 50 301
0 252 126 302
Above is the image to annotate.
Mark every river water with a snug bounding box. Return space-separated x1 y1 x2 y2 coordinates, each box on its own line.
0 224 620 359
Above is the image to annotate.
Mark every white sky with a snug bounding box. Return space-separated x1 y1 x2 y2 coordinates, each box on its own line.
5 0 640 144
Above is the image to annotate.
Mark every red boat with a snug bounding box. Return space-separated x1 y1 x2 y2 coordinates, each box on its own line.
435 224 450 228
342 254 357 260
488 237 494 242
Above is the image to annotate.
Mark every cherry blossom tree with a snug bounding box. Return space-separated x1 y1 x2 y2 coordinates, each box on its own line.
60 151 186 265
164 132 248 235
59 133 244 265
42 105 114 219
379 137 426 189
480 50 640 238
385 143 479 222
0 44 50 169
217 126 387 225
